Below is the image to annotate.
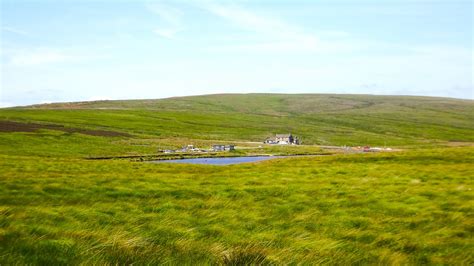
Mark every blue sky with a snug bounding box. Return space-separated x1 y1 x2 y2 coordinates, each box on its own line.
1 0 472 107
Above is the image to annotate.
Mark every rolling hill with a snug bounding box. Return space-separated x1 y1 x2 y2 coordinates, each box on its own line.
1 94 472 156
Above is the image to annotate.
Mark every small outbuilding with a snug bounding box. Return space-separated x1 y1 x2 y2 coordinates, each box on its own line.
212 144 235 151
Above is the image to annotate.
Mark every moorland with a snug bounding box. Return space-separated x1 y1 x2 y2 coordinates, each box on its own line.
0 94 473 264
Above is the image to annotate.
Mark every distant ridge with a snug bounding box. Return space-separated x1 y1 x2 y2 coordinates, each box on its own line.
21 93 473 113
2 93 473 145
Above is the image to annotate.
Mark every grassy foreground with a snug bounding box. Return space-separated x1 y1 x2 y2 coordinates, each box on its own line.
1 147 473 264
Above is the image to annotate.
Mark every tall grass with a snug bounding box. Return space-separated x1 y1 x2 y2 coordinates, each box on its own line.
1 147 472 264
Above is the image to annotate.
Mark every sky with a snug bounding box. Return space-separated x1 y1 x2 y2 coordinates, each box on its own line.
0 0 472 107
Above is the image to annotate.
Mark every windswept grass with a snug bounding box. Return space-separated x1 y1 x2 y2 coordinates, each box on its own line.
0 147 472 264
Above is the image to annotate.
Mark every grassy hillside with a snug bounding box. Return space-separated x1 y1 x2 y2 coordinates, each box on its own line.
1 94 473 264
0 94 473 159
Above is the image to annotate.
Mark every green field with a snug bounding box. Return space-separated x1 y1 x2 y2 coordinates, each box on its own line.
1 94 473 264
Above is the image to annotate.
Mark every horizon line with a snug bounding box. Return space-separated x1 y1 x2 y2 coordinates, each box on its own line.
2 92 473 109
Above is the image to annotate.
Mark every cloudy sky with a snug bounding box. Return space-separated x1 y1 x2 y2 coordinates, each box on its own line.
1 0 472 107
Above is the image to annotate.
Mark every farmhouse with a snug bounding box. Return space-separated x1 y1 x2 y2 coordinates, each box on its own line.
265 133 300 145
211 144 235 151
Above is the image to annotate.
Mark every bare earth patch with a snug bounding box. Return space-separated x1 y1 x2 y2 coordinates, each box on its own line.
0 120 131 137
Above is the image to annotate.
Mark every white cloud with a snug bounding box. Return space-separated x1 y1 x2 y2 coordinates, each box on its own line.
147 2 182 25
199 2 356 53
0 102 16 108
203 3 294 35
147 2 183 39
3 48 101 67
9 51 75 66
153 28 181 39
1 26 29 36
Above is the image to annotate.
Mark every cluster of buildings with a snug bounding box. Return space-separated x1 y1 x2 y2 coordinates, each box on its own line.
157 133 396 155
264 133 300 145
161 144 235 154
161 133 300 154
211 144 235 151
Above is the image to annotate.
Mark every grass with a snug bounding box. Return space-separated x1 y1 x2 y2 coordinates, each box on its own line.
0 148 473 264
0 94 473 264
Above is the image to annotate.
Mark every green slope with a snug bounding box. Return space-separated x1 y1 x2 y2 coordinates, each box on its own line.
1 94 472 156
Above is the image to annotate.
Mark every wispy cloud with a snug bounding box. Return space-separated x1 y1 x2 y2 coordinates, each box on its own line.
0 102 16 108
1 26 30 36
203 3 295 35
146 2 183 39
8 50 75 66
199 2 353 53
3 48 99 66
153 28 181 39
